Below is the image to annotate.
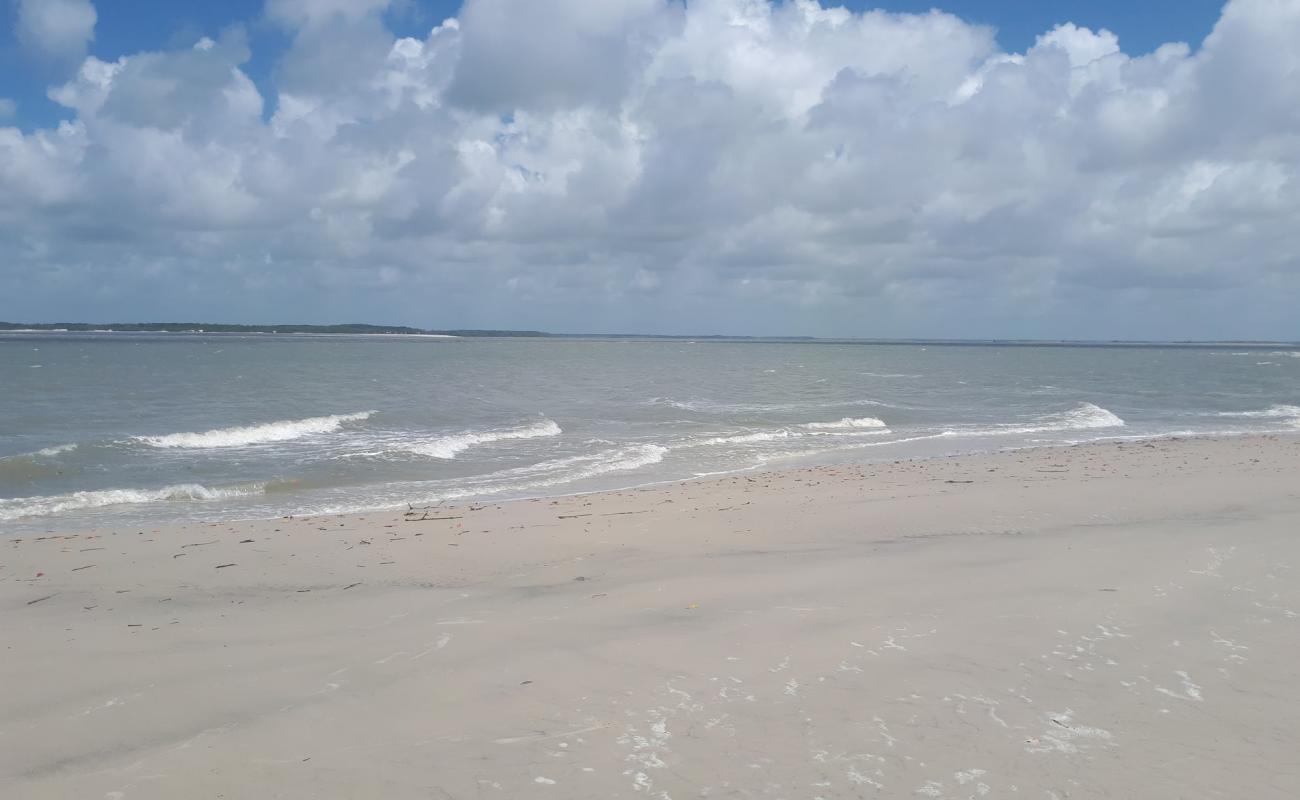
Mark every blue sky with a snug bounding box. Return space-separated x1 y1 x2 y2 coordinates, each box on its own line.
0 0 1227 131
2 0 1298 339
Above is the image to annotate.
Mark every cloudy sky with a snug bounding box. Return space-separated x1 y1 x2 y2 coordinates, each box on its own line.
1 0 1297 339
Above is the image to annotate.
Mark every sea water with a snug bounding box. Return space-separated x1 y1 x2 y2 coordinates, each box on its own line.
2 333 1297 532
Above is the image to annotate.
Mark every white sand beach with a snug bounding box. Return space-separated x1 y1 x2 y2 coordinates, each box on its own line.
4 435 1299 798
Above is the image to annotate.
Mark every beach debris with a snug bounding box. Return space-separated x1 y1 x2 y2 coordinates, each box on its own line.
239 539 254 544
72 564 96 571
343 582 362 590
215 563 236 569
181 540 218 548
27 593 56 606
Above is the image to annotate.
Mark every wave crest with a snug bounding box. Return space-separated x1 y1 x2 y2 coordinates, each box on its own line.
136 411 375 449
943 402 1125 438
1217 404 1300 419
35 443 79 457
402 419 562 459
1057 403 1126 430
801 416 887 431
0 483 266 522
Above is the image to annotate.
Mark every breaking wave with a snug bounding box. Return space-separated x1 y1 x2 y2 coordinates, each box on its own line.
0 442 78 465
400 419 562 459
649 397 893 414
408 444 669 505
0 483 266 522
690 417 890 448
1215 405 1300 426
801 416 887 430
943 403 1125 438
136 411 375 449
34 443 78 457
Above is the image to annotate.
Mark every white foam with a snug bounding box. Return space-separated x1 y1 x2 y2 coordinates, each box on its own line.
0 443 79 461
0 483 266 522
401 419 561 459
507 444 668 488
394 444 669 508
801 416 887 431
696 430 797 446
35 443 79 456
944 403 1125 438
649 397 892 414
136 411 375 448
1216 404 1300 420
1056 402 1126 430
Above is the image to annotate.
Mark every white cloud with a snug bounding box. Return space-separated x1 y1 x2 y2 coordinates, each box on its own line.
15 0 97 63
266 0 392 28
1 0 1299 338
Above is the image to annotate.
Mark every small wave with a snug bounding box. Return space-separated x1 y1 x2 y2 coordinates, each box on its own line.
943 403 1125 438
801 416 887 431
1055 403 1126 430
533 444 668 483
691 418 890 447
401 419 562 460
136 411 375 449
649 397 893 414
35 443 78 457
413 444 668 505
696 430 797 446
1215 404 1300 425
0 443 79 462
1216 404 1300 418
0 483 266 522
307 444 671 516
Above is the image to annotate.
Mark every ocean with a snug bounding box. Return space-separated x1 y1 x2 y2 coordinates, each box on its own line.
2 332 1297 533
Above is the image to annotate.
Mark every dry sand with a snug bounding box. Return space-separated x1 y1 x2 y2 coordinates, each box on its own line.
3 436 1299 799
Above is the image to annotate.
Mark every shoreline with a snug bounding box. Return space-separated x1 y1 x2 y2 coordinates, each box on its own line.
5 429 1297 535
4 434 1300 797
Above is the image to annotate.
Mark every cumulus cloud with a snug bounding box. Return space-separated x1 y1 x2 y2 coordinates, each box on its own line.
1 0 1299 338
14 0 97 64
266 0 392 28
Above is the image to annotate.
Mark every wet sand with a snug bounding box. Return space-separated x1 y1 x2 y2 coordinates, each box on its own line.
3 436 1299 799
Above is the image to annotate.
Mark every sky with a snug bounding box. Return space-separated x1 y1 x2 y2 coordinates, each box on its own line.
0 0 1296 340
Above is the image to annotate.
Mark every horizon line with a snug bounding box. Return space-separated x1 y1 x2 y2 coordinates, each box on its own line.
1 321 1297 347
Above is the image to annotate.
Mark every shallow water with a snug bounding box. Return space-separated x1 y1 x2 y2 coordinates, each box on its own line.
2 333 1297 532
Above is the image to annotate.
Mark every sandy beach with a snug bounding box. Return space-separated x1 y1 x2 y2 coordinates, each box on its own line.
3 435 1299 799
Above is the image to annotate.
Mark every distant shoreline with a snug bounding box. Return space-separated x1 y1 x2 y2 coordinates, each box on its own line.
1 322 1296 348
